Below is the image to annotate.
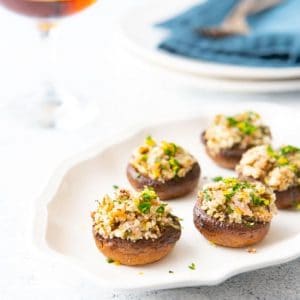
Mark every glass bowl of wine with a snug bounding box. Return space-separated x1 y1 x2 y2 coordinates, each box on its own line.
0 0 98 129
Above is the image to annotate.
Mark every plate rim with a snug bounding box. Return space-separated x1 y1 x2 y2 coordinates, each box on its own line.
119 0 300 82
32 102 300 291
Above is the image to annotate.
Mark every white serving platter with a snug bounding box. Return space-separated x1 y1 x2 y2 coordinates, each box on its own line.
119 0 300 91
33 102 300 291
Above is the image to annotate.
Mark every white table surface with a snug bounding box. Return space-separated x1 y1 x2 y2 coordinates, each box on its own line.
0 0 299 299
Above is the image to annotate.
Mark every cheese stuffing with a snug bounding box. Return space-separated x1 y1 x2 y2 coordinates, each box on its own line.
130 136 196 182
199 178 276 224
236 145 300 191
92 187 180 241
204 112 271 155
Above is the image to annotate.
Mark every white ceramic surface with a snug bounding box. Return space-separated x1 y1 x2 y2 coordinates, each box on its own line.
33 102 300 291
120 0 300 90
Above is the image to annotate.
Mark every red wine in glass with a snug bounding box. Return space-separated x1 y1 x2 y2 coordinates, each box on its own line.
0 0 96 18
0 0 98 129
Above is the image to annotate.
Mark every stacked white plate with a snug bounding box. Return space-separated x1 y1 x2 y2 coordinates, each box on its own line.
120 0 300 93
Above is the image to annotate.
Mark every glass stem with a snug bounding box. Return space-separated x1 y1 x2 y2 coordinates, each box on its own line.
37 21 62 107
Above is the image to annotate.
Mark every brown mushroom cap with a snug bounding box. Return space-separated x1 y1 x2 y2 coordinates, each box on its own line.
93 220 181 266
193 198 270 248
275 186 300 209
201 131 245 170
127 162 201 200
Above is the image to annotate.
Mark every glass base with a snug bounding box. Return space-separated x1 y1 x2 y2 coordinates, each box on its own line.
37 85 99 129
6 84 99 130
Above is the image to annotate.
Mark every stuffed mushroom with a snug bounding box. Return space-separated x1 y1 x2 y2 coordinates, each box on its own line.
193 177 276 248
91 187 181 265
202 112 271 169
236 145 300 209
127 136 201 200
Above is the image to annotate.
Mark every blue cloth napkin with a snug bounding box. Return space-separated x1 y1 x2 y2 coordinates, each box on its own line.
157 0 300 67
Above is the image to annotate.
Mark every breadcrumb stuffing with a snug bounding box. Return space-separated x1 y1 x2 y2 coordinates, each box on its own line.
237 145 300 191
130 136 196 182
204 112 271 155
92 187 180 242
199 178 276 224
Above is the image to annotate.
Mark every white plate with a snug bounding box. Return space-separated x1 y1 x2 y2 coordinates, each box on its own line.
120 0 300 81
33 102 300 291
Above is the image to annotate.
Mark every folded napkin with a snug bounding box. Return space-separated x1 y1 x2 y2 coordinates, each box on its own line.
157 0 300 67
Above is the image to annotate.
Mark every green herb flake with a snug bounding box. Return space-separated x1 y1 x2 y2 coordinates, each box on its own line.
213 176 223 182
237 121 257 135
244 221 255 228
138 201 151 214
224 190 235 201
145 135 156 147
106 258 114 264
156 204 167 214
277 156 289 166
162 142 177 156
188 263 196 270
289 164 299 174
140 154 148 162
169 157 181 175
227 117 238 126
138 187 157 214
164 148 172 156
250 193 269 206
280 145 300 155
168 270 174 274
112 185 119 190
141 187 157 201
225 206 234 214
267 145 278 159
223 178 238 185
203 190 212 201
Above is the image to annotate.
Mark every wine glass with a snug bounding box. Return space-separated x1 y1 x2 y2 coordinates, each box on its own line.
0 0 98 129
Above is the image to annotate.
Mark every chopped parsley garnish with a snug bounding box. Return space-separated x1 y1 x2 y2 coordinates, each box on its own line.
277 156 289 166
140 154 148 161
145 135 156 147
138 187 157 214
169 157 181 175
138 201 151 214
203 189 212 201
222 178 238 185
224 190 235 201
280 145 300 155
168 270 174 274
112 185 119 190
162 141 177 156
227 115 257 135
188 263 196 270
222 178 250 191
244 220 255 227
213 176 223 182
213 178 253 202
237 121 257 135
141 187 157 201
267 145 300 170
106 258 114 264
289 164 299 174
227 117 238 126
156 204 167 214
225 205 234 214
267 145 278 158
250 193 270 206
